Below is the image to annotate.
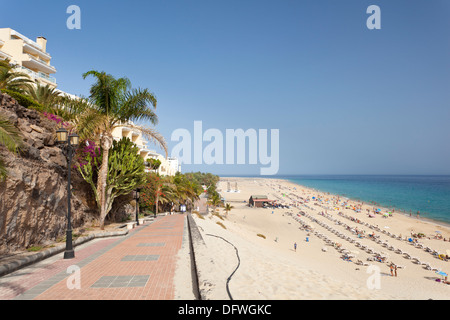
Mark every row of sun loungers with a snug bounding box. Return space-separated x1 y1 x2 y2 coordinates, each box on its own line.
332 210 447 262
327 209 448 262
296 208 443 272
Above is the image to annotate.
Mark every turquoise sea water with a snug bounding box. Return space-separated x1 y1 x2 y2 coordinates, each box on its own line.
278 175 450 226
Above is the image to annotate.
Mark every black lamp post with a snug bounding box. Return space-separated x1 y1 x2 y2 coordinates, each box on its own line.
56 127 79 259
133 188 141 226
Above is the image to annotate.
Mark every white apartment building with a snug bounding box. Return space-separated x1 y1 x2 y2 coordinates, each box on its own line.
167 157 181 174
111 125 180 176
0 28 57 87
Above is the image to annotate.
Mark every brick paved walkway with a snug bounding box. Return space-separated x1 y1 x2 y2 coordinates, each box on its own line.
0 214 187 300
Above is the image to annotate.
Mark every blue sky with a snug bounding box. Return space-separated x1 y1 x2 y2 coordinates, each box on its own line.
3 0 450 175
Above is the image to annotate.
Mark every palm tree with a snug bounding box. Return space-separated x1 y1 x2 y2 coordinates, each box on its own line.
0 112 22 180
207 193 222 213
223 203 234 216
0 59 34 93
25 83 62 109
147 174 202 215
76 70 167 229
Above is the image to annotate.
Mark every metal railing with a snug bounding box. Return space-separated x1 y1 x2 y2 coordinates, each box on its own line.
18 66 56 84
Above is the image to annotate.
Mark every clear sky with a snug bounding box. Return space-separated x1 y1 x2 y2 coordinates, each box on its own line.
2 0 450 176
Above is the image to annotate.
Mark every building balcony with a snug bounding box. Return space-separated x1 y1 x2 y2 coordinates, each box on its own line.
0 50 12 60
23 43 51 61
17 66 57 85
22 54 56 74
118 126 131 137
11 30 42 51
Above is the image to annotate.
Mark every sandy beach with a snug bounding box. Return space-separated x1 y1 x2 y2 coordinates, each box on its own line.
189 177 450 300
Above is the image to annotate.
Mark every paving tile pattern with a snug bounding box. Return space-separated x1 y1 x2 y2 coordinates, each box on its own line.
1 214 185 300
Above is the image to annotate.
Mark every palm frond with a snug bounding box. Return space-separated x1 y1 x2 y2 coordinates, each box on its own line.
0 156 7 181
83 70 131 116
123 123 168 158
53 95 92 121
0 59 34 93
0 112 22 153
74 108 110 142
117 88 158 125
25 83 61 108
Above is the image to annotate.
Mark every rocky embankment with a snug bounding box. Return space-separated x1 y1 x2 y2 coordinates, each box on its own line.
0 93 97 255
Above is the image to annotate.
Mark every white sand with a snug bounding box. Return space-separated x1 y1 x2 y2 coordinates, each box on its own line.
190 177 450 300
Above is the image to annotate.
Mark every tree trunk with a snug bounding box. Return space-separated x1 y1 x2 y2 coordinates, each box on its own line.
155 191 159 216
97 135 113 229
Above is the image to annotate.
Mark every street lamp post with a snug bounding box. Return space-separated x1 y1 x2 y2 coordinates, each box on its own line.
56 127 79 259
134 188 141 226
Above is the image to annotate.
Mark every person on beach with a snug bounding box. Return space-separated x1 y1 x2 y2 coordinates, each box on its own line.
294 242 297 252
390 264 398 277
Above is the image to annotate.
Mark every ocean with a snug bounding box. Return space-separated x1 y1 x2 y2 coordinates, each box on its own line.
279 175 450 226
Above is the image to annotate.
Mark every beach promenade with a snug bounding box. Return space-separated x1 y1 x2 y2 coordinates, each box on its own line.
0 213 190 300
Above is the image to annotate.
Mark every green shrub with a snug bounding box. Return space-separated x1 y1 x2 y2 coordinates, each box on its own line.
212 212 224 220
1 89 46 112
193 211 204 219
216 221 226 229
27 246 43 252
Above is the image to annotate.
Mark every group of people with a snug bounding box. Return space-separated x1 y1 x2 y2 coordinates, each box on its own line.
389 263 398 277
